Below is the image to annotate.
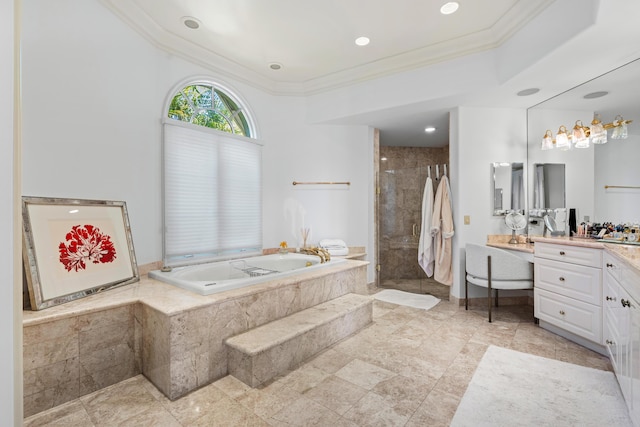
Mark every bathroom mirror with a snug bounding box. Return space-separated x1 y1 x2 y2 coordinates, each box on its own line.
531 163 565 215
527 57 640 226
491 162 524 216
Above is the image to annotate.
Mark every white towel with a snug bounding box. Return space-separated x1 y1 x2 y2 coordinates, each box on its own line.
418 176 435 277
554 208 567 232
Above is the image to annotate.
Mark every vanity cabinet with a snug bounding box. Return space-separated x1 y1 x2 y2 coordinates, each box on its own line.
604 252 640 426
534 242 603 344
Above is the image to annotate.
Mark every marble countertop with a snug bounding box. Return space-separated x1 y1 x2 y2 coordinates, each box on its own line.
486 235 534 253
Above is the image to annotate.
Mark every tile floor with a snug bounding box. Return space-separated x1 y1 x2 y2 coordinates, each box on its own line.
24 287 612 427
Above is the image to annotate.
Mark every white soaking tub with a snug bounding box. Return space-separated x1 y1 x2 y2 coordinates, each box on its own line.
149 253 346 295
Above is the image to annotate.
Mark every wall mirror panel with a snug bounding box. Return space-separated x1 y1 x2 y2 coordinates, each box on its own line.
491 162 524 216
527 58 640 235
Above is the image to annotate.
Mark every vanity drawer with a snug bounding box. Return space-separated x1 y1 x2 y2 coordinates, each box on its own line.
534 257 602 305
535 242 602 267
534 288 602 343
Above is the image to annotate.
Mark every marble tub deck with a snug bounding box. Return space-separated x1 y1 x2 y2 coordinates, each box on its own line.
24 292 613 426
23 259 369 417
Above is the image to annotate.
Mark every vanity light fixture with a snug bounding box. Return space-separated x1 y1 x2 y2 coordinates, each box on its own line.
590 113 607 144
541 130 554 150
611 115 629 139
555 125 571 150
572 120 589 148
540 113 633 150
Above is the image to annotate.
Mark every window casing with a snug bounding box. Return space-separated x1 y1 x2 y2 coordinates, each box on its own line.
163 82 261 267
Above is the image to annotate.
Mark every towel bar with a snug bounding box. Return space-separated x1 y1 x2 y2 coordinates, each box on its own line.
293 181 350 186
604 185 640 189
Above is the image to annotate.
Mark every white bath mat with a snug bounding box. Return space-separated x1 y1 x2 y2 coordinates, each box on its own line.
373 289 440 311
451 345 632 427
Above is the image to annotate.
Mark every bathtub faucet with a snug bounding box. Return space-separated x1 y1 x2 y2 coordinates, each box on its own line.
301 247 331 263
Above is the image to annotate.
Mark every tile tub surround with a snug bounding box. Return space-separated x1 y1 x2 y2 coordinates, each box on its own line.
23 259 369 414
23 305 140 417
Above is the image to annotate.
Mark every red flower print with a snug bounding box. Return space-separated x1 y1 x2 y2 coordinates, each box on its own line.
59 224 117 272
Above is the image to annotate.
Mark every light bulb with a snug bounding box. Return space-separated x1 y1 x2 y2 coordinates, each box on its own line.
555 126 571 150
572 121 589 148
541 130 554 150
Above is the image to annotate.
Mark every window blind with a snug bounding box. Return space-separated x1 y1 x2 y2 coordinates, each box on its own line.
163 122 262 266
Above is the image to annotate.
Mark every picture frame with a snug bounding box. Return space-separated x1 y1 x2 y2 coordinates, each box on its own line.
22 196 139 310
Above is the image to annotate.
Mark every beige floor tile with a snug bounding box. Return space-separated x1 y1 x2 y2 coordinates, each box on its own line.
236 382 301 419
117 406 181 427
79 376 161 426
276 364 330 394
190 396 270 426
213 374 253 399
23 400 93 427
269 395 342 426
406 388 460 427
334 359 397 390
303 375 368 415
161 381 228 424
342 391 410 427
371 374 435 416
307 348 355 374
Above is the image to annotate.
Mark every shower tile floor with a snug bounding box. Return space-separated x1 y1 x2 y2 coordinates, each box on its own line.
25 288 611 426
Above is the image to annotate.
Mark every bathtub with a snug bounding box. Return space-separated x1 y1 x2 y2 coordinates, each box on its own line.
148 253 346 295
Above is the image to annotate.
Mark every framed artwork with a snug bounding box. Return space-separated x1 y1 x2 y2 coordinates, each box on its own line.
22 197 139 310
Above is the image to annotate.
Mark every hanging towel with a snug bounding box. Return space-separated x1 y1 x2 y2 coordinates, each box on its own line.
418 176 435 277
431 175 454 286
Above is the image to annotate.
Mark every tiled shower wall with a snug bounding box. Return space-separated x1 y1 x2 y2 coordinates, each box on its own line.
379 145 449 281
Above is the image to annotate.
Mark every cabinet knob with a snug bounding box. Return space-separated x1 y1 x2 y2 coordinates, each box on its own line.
606 339 615 345
606 263 614 268
621 299 632 308
606 296 617 301
559 277 565 282
559 310 565 315
559 251 566 255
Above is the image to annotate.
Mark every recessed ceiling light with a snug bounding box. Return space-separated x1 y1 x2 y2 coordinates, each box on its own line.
440 2 459 15
355 36 370 46
380 157 388 161
584 91 608 99
517 88 540 96
425 126 436 133
268 62 283 70
182 16 200 30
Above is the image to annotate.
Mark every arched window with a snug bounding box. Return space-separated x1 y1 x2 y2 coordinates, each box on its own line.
163 80 262 268
167 83 253 137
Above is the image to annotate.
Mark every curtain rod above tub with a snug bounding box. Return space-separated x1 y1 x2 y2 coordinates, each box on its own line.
292 181 350 186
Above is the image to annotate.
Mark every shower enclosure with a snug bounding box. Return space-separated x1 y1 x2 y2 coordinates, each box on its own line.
377 146 449 300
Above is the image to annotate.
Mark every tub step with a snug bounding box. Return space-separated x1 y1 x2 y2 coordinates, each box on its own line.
225 293 373 387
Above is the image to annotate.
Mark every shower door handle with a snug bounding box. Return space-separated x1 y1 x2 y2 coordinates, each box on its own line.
413 224 418 237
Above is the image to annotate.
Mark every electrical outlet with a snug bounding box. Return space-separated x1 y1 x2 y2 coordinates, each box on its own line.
464 215 470 225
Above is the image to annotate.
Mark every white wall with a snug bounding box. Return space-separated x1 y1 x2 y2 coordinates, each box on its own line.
451 106 528 299
2 0 20 424
594 133 640 224
21 0 376 280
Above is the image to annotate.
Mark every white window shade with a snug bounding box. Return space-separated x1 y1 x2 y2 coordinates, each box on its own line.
163 122 262 266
